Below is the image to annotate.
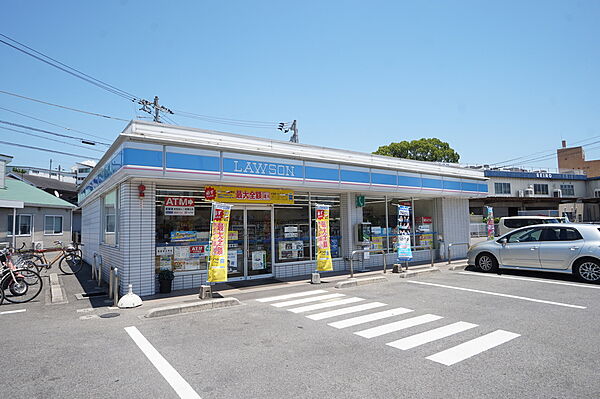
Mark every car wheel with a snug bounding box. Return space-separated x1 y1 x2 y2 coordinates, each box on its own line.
475 253 498 273
574 259 600 283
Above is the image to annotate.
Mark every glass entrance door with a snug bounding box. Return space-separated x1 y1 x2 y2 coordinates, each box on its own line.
226 206 273 281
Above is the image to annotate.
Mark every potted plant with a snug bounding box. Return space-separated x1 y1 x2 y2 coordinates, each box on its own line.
157 270 175 294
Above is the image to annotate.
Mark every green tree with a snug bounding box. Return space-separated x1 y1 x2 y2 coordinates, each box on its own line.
373 138 460 163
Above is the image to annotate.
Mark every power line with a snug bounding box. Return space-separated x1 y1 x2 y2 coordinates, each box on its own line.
171 109 291 127
0 33 139 101
0 139 100 160
0 120 110 146
0 90 129 122
0 105 111 142
0 125 104 153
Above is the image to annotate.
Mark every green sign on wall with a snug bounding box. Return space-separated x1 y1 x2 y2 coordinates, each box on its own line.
356 195 365 207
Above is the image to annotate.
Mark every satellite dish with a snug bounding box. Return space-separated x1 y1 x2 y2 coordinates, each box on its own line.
54 190 60 198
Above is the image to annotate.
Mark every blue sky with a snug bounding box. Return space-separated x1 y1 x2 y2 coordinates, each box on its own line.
1 1 600 172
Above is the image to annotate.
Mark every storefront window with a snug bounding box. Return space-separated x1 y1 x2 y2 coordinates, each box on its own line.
413 199 435 249
155 189 211 273
274 193 310 263
362 196 389 251
310 193 342 258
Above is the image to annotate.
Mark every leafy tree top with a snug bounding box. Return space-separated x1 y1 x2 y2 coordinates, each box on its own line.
373 138 460 163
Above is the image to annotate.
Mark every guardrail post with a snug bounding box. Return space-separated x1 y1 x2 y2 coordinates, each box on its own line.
92 253 97 280
349 257 354 279
448 244 452 265
97 255 103 287
382 250 387 274
430 247 435 268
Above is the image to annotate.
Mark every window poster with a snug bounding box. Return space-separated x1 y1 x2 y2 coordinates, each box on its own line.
278 241 304 260
156 246 174 256
173 245 190 260
251 250 266 270
397 205 413 261
170 231 197 242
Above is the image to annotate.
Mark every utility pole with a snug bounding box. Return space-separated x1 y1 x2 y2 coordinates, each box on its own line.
138 96 173 123
290 120 298 143
49 159 52 175
153 96 161 123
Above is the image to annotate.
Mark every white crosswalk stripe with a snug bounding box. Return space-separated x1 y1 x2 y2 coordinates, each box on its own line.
288 297 365 314
355 314 443 339
426 329 520 366
307 302 387 321
386 321 478 350
256 290 328 303
328 307 414 329
271 293 345 308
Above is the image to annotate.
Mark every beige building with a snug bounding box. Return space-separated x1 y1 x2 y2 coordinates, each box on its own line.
557 140 600 177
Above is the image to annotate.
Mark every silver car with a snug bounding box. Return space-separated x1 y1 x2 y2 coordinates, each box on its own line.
467 223 600 282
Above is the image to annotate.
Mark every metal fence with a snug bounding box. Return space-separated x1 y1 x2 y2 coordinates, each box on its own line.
470 223 498 238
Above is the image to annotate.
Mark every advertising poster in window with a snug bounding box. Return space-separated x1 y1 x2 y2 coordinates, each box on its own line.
164 197 195 216
251 250 267 270
486 206 494 240
208 202 232 282
397 205 412 261
315 204 333 271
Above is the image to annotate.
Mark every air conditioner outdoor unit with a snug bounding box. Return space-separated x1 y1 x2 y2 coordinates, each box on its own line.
517 190 524 197
525 188 534 197
595 189 600 198
32 241 43 251
553 189 562 198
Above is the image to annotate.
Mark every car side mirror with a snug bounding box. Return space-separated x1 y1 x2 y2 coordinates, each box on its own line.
500 238 507 246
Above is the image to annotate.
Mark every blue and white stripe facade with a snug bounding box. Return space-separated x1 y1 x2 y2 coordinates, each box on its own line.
79 121 487 296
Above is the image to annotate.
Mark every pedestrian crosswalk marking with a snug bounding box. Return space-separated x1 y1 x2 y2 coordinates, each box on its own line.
328 307 414 329
271 293 345 308
355 314 443 339
288 297 365 314
256 290 328 303
386 321 478 350
307 302 387 321
426 329 520 366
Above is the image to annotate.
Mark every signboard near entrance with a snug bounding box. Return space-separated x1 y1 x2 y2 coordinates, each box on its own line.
164 197 195 216
205 186 294 204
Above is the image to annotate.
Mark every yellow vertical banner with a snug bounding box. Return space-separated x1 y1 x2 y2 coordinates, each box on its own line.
208 202 232 283
315 204 333 271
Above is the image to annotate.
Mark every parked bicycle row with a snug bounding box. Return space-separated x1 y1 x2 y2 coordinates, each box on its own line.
0 241 83 305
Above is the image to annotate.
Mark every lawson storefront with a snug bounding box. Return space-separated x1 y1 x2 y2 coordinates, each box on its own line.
79 120 487 296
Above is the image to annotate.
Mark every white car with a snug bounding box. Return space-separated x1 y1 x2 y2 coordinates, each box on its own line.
497 216 561 236
467 223 600 282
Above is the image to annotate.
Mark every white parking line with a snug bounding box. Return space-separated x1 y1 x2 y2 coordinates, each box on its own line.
426 329 520 366
271 293 345 308
0 309 26 315
125 326 201 399
328 307 414 329
458 271 600 289
407 281 587 309
288 297 364 313
256 289 328 302
386 321 478 350
307 302 387 321
355 314 443 339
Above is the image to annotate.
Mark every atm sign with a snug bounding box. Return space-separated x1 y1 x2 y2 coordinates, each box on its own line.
164 197 195 216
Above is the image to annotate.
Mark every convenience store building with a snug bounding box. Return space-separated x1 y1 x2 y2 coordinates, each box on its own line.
79 121 487 296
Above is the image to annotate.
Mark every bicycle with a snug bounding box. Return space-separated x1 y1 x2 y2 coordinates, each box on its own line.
21 241 83 275
0 247 43 304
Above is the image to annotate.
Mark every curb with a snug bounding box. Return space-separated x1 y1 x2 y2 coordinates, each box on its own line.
145 297 241 318
398 267 441 278
49 273 67 304
334 276 388 289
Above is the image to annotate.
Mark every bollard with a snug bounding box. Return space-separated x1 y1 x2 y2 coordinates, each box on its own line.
92 253 97 280
108 267 114 299
113 268 119 306
199 285 212 299
430 247 435 268
382 253 387 274
97 255 103 288
311 272 321 284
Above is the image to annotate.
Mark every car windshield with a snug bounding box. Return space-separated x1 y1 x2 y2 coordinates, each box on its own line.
542 219 559 224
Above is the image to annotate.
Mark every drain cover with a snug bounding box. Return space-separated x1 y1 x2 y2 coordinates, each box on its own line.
99 312 120 319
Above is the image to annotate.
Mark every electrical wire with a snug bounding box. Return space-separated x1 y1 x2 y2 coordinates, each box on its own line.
0 125 104 153
0 90 129 122
171 109 291 127
0 139 100 159
0 120 110 146
0 105 111 142
0 33 139 101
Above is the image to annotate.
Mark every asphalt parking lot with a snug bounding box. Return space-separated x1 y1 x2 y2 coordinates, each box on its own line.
1 266 598 399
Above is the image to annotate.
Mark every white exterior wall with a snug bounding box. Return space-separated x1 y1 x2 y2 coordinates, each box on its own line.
487 176 586 198
81 198 101 265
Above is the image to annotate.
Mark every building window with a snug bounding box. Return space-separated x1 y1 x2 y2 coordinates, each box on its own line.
494 183 511 195
533 184 549 195
7 214 33 236
363 196 389 251
560 184 575 196
44 215 63 235
102 188 119 245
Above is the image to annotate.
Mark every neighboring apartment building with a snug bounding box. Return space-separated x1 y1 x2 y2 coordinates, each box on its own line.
557 140 600 178
0 156 76 249
72 160 97 185
7 165 77 183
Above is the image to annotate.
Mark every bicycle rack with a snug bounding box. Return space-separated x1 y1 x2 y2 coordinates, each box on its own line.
447 242 470 264
348 249 387 278
93 253 103 287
